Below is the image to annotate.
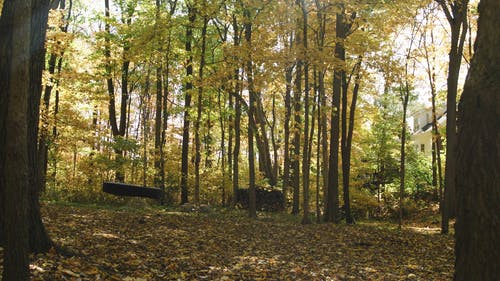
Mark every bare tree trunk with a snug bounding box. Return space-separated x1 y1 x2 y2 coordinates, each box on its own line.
314 0 329 218
271 94 279 183
315 68 322 223
291 1 303 214
153 0 163 188
282 65 293 210
232 92 242 207
142 71 151 187
326 7 349 223
230 14 241 208
180 4 196 204
300 0 311 224
28 0 53 253
194 16 208 206
244 8 257 218
436 0 469 233
399 85 409 230
342 58 362 225
455 1 500 278
104 0 132 183
0 1 32 278
218 90 227 206
423 25 443 201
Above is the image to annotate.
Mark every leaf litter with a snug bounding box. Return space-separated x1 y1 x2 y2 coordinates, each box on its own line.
2 203 454 280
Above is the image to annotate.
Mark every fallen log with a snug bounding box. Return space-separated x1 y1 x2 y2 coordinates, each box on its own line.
103 182 163 200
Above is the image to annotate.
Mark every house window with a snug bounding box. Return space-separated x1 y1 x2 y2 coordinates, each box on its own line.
420 144 425 153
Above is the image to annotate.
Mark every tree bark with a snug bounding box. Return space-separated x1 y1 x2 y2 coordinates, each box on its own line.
0 1 32 279
28 0 53 253
159 1 177 203
326 8 348 223
300 0 311 224
244 7 257 218
194 16 208 205
291 0 303 215
230 14 241 208
399 85 409 230
153 0 163 188
436 0 469 233
180 4 196 204
282 65 293 209
104 0 131 183
454 0 500 279
342 58 361 225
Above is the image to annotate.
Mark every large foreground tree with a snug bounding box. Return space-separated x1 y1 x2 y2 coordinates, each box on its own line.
0 0 51 278
454 0 500 279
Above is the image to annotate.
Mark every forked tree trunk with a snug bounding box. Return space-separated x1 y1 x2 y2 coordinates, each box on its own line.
454 0 500 279
342 58 361 225
436 0 469 233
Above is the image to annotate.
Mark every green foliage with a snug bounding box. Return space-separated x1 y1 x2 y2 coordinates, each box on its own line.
349 187 380 220
405 147 434 199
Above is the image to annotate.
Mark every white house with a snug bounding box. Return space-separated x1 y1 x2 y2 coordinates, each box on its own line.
408 106 446 156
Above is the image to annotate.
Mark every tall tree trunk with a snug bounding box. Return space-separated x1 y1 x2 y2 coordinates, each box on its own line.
153 0 163 188
28 0 53 253
314 68 321 223
142 71 151 187
399 85 409 230
342 58 361 225
332 5 356 224
159 1 177 202
455 1 500 279
291 2 303 215
0 0 32 278
104 0 130 183
271 95 279 185
244 8 257 218
423 26 443 201
300 0 311 224
180 4 196 204
51 57 62 187
326 8 349 223
230 14 241 208
314 0 328 218
194 16 208 206
154 64 163 186
282 65 293 210
232 89 242 207
218 90 227 206
436 0 469 233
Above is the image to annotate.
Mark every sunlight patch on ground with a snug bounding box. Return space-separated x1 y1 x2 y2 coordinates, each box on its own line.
93 232 120 239
406 226 441 234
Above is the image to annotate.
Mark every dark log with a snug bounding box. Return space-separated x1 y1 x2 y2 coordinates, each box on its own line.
103 182 163 200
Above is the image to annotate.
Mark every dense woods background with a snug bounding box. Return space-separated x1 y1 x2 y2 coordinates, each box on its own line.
1 0 498 280
6 0 478 219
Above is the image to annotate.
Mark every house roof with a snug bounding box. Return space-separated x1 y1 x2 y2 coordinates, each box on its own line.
413 110 447 135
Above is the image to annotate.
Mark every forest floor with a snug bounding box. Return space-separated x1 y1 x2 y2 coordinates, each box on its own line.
1 202 454 281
